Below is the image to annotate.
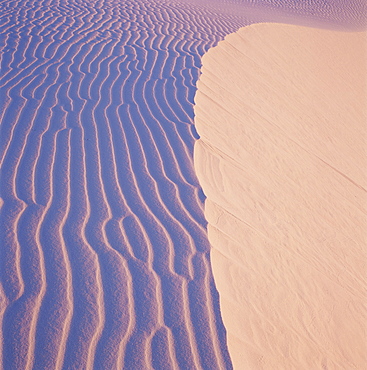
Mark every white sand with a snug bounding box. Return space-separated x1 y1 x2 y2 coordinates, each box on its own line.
1 0 366 367
194 23 367 369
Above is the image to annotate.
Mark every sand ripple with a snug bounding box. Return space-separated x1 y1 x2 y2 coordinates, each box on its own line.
0 1 236 368
0 0 365 369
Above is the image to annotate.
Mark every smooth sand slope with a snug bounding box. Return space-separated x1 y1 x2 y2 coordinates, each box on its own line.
194 23 367 369
0 0 365 368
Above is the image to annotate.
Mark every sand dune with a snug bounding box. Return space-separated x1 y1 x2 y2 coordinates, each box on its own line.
0 2 235 368
0 0 365 368
194 23 366 369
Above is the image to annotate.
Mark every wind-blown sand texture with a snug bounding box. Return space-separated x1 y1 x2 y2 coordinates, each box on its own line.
0 0 366 368
194 23 367 369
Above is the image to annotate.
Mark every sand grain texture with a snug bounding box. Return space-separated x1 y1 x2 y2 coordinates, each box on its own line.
194 23 367 369
0 0 366 368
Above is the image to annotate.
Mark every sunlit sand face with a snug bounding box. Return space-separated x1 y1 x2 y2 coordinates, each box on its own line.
194 23 366 369
0 0 365 369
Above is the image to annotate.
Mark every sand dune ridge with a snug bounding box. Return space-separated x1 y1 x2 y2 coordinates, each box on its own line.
1 0 365 368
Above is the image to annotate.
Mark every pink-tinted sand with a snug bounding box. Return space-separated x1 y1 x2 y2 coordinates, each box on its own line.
1 0 366 368
194 23 366 369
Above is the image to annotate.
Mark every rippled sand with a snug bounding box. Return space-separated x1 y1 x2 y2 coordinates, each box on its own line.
0 0 365 368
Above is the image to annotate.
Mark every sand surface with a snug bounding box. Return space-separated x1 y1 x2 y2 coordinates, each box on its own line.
194 23 367 369
0 0 366 368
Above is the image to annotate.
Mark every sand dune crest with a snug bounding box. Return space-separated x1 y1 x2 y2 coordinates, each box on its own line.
1 0 366 368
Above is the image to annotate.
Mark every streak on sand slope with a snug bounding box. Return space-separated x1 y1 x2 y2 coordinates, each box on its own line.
0 0 365 369
194 23 367 369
